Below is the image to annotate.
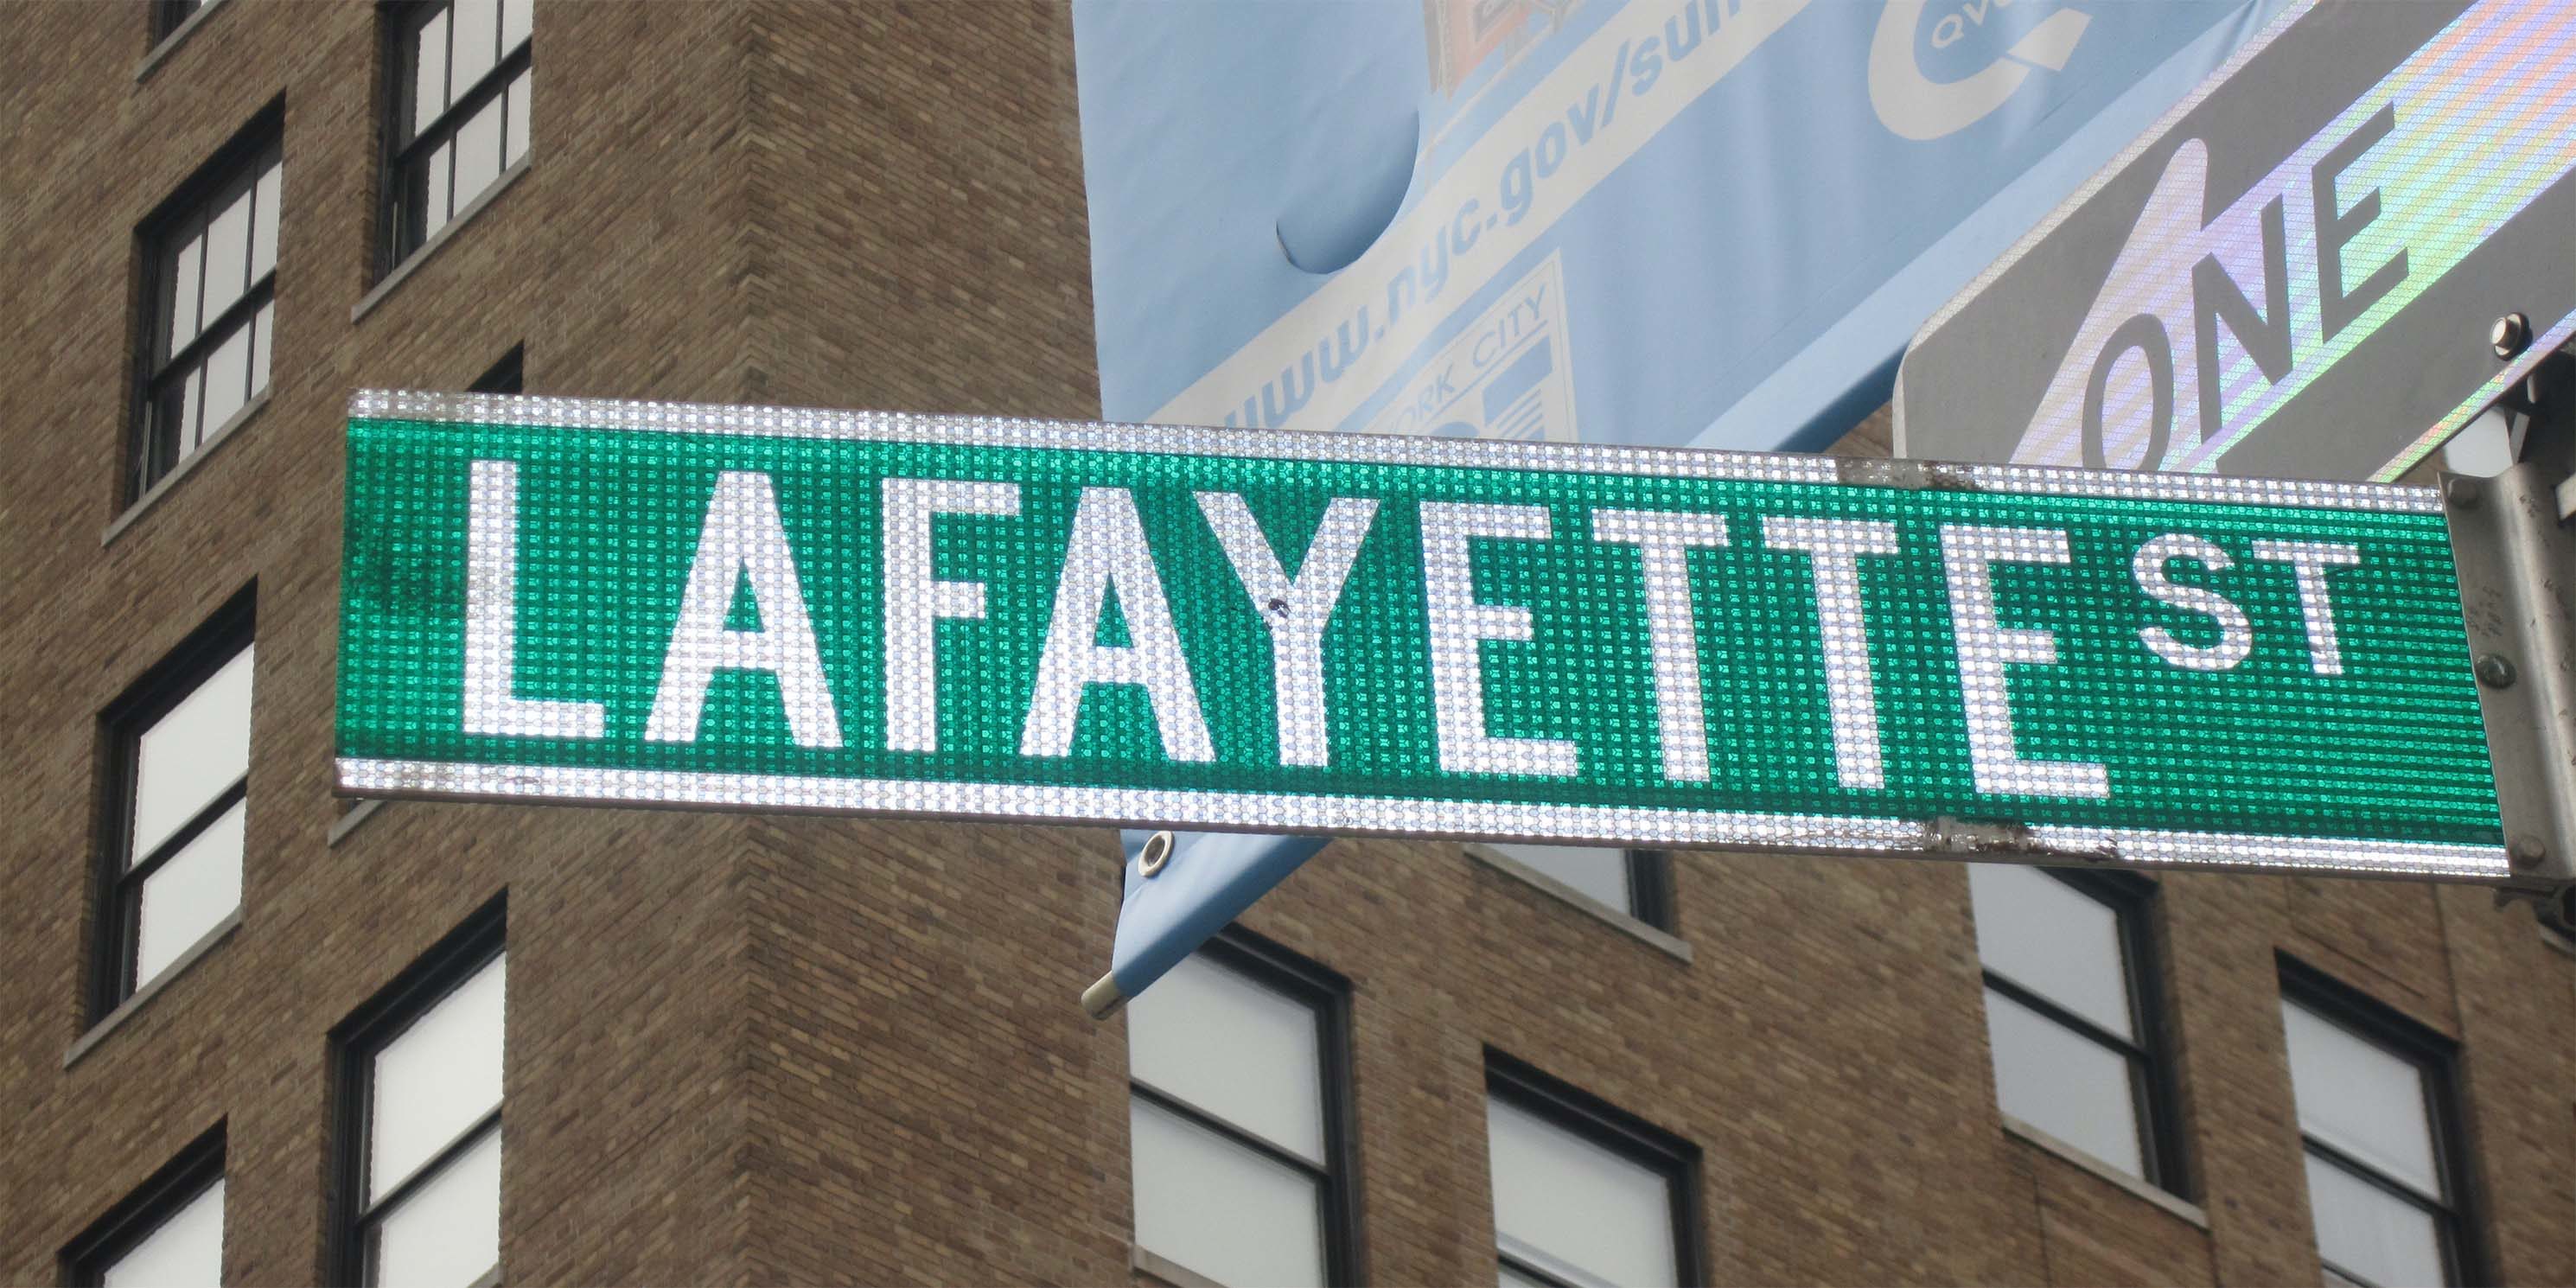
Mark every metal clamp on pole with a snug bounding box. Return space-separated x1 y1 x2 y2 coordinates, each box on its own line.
2445 354 2576 907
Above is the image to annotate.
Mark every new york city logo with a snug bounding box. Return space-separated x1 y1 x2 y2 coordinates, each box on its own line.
1869 0 2091 141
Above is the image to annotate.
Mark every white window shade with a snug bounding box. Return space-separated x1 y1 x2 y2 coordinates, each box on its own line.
371 953 507 1200
1126 939 1345 1288
101 1178 223 1288
2282 999 2442 1197
1127 951 1324 1164
200 193 251 325
450 0 499 91
132 646 252 858
2305 1153 2446 1288
2280 982 2466 1288
134 799 245 983
199 327 249 434
1131 1098 1324 1288
453 98 505 210
368 1129 501 1288
1967 864 2133 1038
169 238 201 354
412 10 450 134
503 73 530 164
1488 1096 1678 1288
1985 987 2143 1176
248 167 279 282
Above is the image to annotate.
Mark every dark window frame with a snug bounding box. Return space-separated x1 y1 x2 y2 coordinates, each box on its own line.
62 1121 226 1286
130 102 284 504
1625 850 1677 931
469 344 524 395
2280 955 2484 1288
151 0 205 42
378 0 532 273
1127 925 1364 1286
328 893 507 1288
1979 864 2189 1196
1485 1049 1706 1288
89 585 256 1020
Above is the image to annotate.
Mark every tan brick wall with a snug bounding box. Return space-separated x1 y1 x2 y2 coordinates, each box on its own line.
2 3 2570 1285
0 1 760 1282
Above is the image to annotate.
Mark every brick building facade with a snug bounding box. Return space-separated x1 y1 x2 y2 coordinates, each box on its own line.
3 2 2570 1285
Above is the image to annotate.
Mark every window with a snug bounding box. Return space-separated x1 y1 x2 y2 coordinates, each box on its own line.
1126 930 1355 1287
1487 1054 1699 1288
2281 963 2476 1287
1481 845 1674 928
64 1125 225 1287
334 899 507 1288
153 0 205 42
1968 864 2180 1189
94 592 254 1013
385 0 531 265
469 345 523 395
135 113 280 501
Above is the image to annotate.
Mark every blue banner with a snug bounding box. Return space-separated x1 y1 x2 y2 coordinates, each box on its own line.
1077 0 2289 1003
1110 831 1330 1005
1075 0 2287 453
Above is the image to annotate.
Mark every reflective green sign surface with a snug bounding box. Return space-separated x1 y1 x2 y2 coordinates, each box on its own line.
337 392 2506 880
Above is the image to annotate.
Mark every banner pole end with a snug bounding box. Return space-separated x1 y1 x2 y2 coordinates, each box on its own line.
1081 972 1126 1022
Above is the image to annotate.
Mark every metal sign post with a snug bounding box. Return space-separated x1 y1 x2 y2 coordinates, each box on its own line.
337 392 2510 892
2443 355 2576 922
1894 0 2576 483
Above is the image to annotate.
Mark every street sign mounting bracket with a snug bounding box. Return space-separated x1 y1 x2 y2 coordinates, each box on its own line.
2445 390 2576 889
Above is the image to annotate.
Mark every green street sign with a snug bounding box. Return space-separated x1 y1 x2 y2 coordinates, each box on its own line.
336 391 2508 882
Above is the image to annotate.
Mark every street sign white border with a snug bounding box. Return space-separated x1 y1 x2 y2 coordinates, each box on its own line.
352 390 2442 513
335 757 2505 880
337 391 2497 882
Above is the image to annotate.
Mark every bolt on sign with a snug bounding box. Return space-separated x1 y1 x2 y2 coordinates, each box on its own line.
1896 0 2576 482
337 391 2509 882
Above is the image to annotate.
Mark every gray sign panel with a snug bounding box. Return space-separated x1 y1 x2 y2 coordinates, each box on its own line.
1895 0 2576 481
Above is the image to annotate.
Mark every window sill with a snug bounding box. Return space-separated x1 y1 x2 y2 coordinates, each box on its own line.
2001 1113 2207 1230
104 391 271 548
134 0 236 83
1130 1245 1225 1288
65 909 243 1069
352 156 533 325
1463 844 1693 963
328 798 387 847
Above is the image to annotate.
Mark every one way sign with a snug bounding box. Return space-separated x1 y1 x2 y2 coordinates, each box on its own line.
1895 0 2576 481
